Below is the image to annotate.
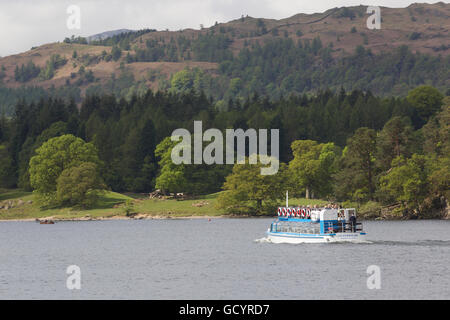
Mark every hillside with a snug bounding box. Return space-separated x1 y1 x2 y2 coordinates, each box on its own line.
0 2 449 115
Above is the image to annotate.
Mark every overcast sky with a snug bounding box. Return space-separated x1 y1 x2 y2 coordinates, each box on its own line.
0 0 443 57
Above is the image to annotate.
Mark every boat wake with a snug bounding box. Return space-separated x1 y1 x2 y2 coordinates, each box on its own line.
369 240 450 247
254 237 373 244
257 239 450 246
330 240 373 244
254 237 273 243
255 238 450 246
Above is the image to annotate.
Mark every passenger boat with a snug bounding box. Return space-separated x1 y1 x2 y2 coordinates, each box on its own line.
266 193 367 244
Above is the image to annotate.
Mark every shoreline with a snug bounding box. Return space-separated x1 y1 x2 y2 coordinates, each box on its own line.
1 214 448 222
2 190 448 222
0 213 279 222
0 215 226 222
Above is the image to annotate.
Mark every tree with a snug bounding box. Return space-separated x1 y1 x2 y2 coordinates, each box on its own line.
428 155 450 202
376 116 414 171
154 137 187 193
18 121 68 190
154 136 227 195
111 46 122 61
217 157 287 215
14 61 40 82
0 144 16 188
56 162 105 208
379 155 429 214
123 199 135 217
422 105 450 156
334 128 377 202
29 134 102 206
120 119 157 192
407 85 444 123
170 69 194 93
422 105 450 204
134 119 157 192
289 140 337 199
39 54 67 80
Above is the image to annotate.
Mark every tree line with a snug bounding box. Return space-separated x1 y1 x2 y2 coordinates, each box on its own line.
3 36 449 117
119 35 450 98
0 85 448 217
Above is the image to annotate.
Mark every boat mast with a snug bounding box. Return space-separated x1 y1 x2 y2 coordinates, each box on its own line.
286 190 288 208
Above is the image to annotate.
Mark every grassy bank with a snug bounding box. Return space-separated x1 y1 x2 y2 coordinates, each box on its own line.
0 189 133 220
0 189 330 221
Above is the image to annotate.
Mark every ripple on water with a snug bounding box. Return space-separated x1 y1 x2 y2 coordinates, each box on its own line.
0 219 448 299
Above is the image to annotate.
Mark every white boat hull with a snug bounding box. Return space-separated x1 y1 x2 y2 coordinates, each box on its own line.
267 231 367 244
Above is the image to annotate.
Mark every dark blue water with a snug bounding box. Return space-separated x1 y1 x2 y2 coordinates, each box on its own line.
0 219 449 299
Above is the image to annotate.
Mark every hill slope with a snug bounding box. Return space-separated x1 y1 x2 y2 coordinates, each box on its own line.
0 2 448 114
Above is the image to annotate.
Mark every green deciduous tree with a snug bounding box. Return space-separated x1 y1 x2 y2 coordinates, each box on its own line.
170 69 194 93
379 154 429 214
154 137 187 193
18 121 68 190
217 158 287 215
334 127 377 202
56 162 105 208
422 104 450 205
288 140 337 199
376 116 415 171
407 85 444 123
29 134 102 206
154 136 228 195
422 104 450 157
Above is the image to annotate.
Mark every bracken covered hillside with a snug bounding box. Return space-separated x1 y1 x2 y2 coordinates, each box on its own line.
0 2 449 115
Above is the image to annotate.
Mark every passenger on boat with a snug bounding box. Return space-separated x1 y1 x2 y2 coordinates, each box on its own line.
349 213 357 232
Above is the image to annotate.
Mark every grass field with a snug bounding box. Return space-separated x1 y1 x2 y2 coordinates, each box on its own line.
0 189 329 220
0 189 133 220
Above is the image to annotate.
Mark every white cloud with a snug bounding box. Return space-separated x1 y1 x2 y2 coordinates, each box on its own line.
0 0 441 57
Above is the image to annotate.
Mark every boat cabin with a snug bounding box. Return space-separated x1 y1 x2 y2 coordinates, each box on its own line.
273 207 362 235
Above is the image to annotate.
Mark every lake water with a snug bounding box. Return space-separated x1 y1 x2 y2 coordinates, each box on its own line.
0 219 449 300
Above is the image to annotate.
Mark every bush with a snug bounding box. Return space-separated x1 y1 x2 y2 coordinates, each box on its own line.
123 199 136 217
409 32 421 40
39 54 67 80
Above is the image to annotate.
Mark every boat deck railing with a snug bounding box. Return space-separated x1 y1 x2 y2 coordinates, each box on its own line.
272 220 363 234
271 221 320 234
333 222 363 233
